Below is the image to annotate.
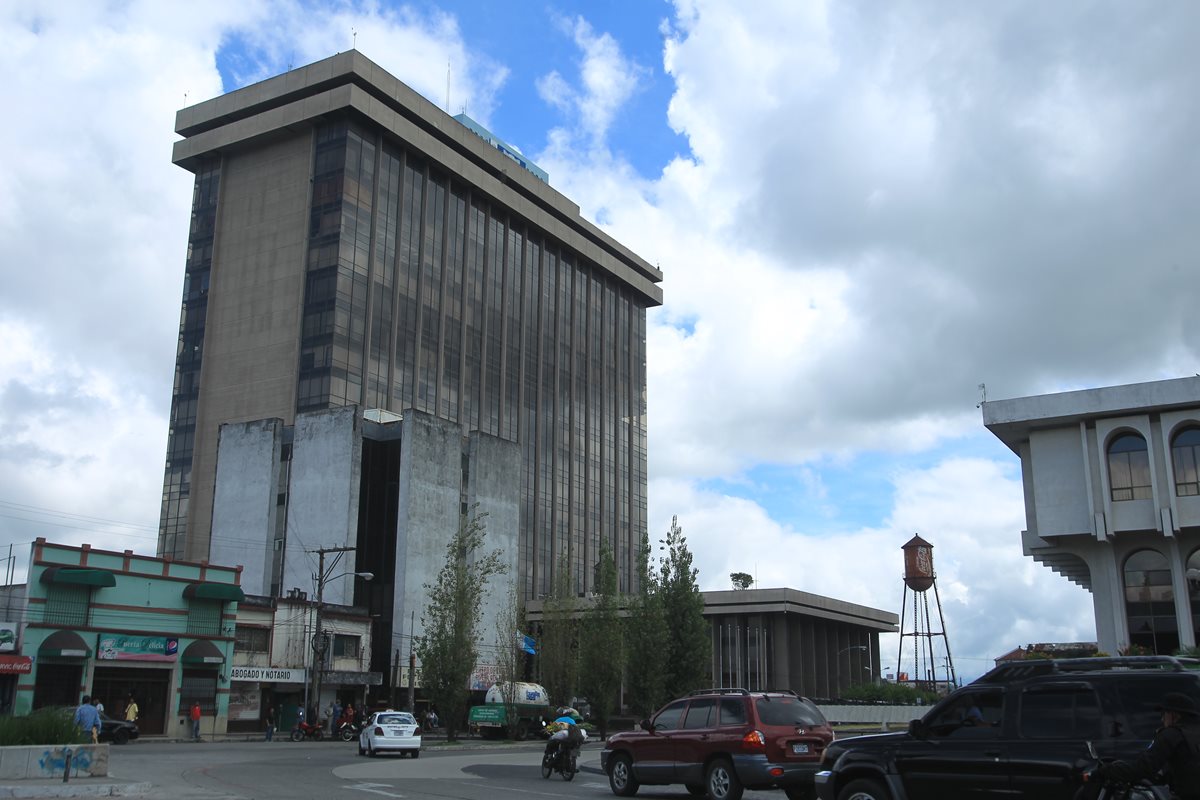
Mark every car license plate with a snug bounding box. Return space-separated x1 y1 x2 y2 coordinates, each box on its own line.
792 743 809 754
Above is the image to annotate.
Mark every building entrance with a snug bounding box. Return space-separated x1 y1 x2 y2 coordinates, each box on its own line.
32 662 82 709
91 666 171 735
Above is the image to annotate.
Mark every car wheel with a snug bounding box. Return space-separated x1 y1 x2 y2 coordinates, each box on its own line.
837 778 890 800
686 784 706 797
411 749 420 759
341 728 356 742
608 753 639 797
367 741 376 758
112 729 130 745
358 741 366 756
706 758 743 800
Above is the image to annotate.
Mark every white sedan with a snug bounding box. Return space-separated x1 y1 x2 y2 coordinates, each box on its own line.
358 710 422 758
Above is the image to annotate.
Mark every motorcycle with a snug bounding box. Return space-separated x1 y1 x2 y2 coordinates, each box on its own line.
1076 742 1171 800
541 742 579 781
337 719 362 742
290 719 325 742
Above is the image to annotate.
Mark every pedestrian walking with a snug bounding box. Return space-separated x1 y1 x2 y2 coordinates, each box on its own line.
190 701 202 740
124 694 139 722
265 705 276 741
74 695 100 744
331 700 342 734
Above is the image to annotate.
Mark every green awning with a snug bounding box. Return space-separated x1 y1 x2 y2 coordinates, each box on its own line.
183 582 245 602
181 638 225 665
39 567 116 588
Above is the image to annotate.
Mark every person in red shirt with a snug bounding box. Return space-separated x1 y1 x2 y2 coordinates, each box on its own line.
190 701 202 740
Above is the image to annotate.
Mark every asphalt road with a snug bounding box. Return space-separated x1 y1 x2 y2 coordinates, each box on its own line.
104 738 790 800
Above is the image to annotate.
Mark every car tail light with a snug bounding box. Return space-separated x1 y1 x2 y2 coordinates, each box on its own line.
742 730 765 749
414 727 422 735
374 727 384 735
769 767 784 777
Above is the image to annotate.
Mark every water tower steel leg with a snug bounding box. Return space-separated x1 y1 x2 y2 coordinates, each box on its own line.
931 577 957 687
896 585 908 682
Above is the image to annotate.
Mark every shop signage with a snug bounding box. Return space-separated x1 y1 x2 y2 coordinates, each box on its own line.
229 666 307 683
0 622 16 653
0 656 32 674
97 635 178 662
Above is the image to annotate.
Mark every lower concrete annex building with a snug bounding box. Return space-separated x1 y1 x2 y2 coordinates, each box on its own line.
984 375 1200 655
157 50 663 692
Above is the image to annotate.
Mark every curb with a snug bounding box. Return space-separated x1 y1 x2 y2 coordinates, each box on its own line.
0 781 152 798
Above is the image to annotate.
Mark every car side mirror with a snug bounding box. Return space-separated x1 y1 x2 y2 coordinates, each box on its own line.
908 718 927 739
639 718 653 732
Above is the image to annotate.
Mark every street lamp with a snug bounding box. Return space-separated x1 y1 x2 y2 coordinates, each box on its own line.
306 545 373 722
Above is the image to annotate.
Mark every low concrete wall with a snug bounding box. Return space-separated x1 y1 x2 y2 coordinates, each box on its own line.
816 705 927 725
0 745 108 780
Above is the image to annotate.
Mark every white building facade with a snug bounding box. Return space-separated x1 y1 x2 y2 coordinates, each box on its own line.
984 376 1200 655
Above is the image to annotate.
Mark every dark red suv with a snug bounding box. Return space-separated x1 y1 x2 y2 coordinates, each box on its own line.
601 688 834 800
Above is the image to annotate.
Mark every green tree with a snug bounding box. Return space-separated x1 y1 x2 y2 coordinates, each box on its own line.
730 571 754 590
625 528 667 717
658 515 710 700
493 579 527 739
578 537 622 737
414 509 507 741
539 552 578 707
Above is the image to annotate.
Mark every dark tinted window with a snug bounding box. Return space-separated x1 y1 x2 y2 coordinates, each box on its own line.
1020 685 1101 739
755 695 826 727
682 698 716 729
719 697 747 726
653 700 687 731
1116 677 1200 738
925 689 1005 739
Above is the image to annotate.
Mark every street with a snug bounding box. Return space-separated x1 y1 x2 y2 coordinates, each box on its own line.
104 739 791 800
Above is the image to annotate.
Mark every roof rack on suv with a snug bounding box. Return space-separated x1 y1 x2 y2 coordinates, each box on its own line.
977 655 1200 684
689 688 750 696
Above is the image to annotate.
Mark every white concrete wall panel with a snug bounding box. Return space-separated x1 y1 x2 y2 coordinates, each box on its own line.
1029 427 1093 538
466 431 521 657
284 407 363 604
211 418 282 595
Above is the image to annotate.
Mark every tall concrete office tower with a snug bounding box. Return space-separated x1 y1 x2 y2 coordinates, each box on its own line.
158 52 662 676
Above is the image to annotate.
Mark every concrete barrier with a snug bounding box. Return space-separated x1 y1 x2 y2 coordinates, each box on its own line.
816 705 926 726
0 745 108 780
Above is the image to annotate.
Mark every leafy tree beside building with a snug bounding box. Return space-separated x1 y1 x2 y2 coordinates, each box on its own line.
624 528 668 717
658 516 711 700
539 552 578 707
578 537 622 736
414 509 506 741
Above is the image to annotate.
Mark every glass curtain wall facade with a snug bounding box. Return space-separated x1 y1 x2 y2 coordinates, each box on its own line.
159 163 220 559
163 116 649 598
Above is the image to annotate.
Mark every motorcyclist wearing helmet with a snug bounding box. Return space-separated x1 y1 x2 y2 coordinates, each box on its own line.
1099 691 1200 800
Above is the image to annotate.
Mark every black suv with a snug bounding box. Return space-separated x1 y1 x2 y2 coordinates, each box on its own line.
602 688 833 800
815 656 1200 800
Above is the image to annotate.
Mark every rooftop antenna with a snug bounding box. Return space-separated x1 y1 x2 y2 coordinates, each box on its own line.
352 28 357 49
446 60 451 113
977 382 987 408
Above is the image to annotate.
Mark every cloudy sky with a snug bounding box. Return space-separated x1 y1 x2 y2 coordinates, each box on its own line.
2 0 1198 682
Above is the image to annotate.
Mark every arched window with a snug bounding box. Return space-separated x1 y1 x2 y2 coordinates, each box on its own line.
1108 433 1151 501
1124 549 1177 654
1172 427 1200 497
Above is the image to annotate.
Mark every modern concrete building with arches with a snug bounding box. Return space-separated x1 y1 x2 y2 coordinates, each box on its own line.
984 375 1200 655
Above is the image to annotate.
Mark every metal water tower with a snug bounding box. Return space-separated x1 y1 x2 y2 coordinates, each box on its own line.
896 535 957 691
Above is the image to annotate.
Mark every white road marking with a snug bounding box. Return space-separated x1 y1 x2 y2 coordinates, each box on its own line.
347 782 406 797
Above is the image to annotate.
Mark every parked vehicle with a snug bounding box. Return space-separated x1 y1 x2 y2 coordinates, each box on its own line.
358 710 421 757
290 719 324 741
469 681 551 740
97 711 139 745
814 656 1200 800
601 687 833 800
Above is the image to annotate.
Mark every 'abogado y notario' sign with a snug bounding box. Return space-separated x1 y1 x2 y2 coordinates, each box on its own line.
229 666 307 683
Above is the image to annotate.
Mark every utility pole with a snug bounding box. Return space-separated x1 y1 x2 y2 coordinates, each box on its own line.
406 610 415 713
307 546 371 724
